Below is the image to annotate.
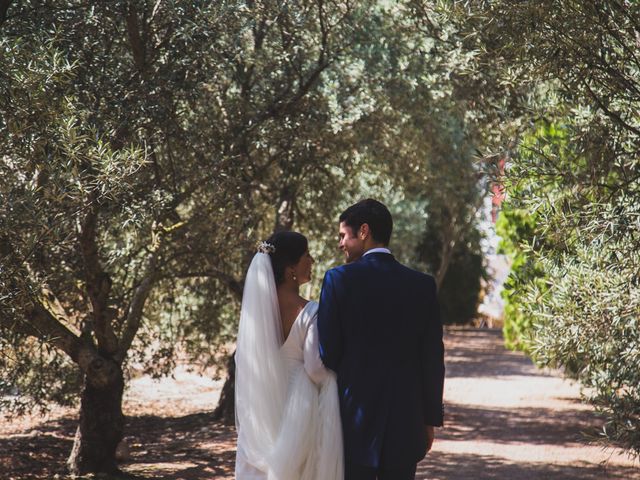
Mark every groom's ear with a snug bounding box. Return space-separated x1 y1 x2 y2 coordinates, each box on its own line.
359 223 370 240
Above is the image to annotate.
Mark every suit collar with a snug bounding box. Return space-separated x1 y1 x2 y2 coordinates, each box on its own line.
357 251 396 263
363 247 392 256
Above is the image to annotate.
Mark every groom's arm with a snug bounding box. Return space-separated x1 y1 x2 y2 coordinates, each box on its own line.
317 269 343 372
422 275 445 427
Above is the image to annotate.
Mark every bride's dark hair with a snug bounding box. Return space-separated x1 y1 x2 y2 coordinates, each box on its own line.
266 231 308 285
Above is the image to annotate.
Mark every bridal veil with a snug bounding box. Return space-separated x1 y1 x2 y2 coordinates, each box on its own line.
235 252 288 472
235 252 343 480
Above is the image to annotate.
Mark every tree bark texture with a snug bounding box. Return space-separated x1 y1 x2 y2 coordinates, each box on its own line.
213 351 236 425
67 356 125 475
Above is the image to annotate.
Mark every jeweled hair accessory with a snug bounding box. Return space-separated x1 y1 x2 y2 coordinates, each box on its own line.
257 240 276 254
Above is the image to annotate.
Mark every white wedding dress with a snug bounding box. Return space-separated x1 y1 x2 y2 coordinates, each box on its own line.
234 253 343 480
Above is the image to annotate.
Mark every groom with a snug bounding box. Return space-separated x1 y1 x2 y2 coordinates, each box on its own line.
318 199 445 480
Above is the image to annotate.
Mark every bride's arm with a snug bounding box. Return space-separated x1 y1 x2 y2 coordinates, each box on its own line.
303 317 330 385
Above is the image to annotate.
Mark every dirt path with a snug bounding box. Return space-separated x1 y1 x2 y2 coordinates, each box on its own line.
1 328 638 479
420 328 638 479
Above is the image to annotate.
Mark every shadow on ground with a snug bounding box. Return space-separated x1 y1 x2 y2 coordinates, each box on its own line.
440 402 602 446
3 328 638 479
444 328 542 379
1 415 75 479
418 451 639 480
1 412 235 480
122 412 235 479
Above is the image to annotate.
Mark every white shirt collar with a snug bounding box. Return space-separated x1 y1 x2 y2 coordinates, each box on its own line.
363 247 392 256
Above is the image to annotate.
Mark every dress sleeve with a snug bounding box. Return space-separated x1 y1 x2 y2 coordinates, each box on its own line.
303 307 330 385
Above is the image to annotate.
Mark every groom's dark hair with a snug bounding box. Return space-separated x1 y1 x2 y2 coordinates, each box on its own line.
340 199 393 246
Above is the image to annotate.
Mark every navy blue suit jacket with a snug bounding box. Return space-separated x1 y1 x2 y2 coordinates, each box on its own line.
317 252 445 468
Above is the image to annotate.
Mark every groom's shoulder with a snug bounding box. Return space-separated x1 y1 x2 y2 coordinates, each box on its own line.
324 261 364 281
397 261 436 286
326 262 356 277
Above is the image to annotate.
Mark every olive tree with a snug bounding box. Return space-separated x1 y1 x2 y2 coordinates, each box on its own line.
0 0 369 474
442 0 640 455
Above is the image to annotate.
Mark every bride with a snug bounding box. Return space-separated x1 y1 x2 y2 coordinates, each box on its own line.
234 231 344 479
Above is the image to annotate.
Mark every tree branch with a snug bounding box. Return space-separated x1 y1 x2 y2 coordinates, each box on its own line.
115 254 157 363
0 239 103 374
114 221 182 363
12 301 97 374
79 202 119 355
582 79 640 137
21 302 121 389
158 269 244 301
126 3 146 71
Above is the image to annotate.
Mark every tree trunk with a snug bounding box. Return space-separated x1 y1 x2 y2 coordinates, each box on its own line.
213 351 236 425
435 221 457 291
67 356 125 475
274 187 295 232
